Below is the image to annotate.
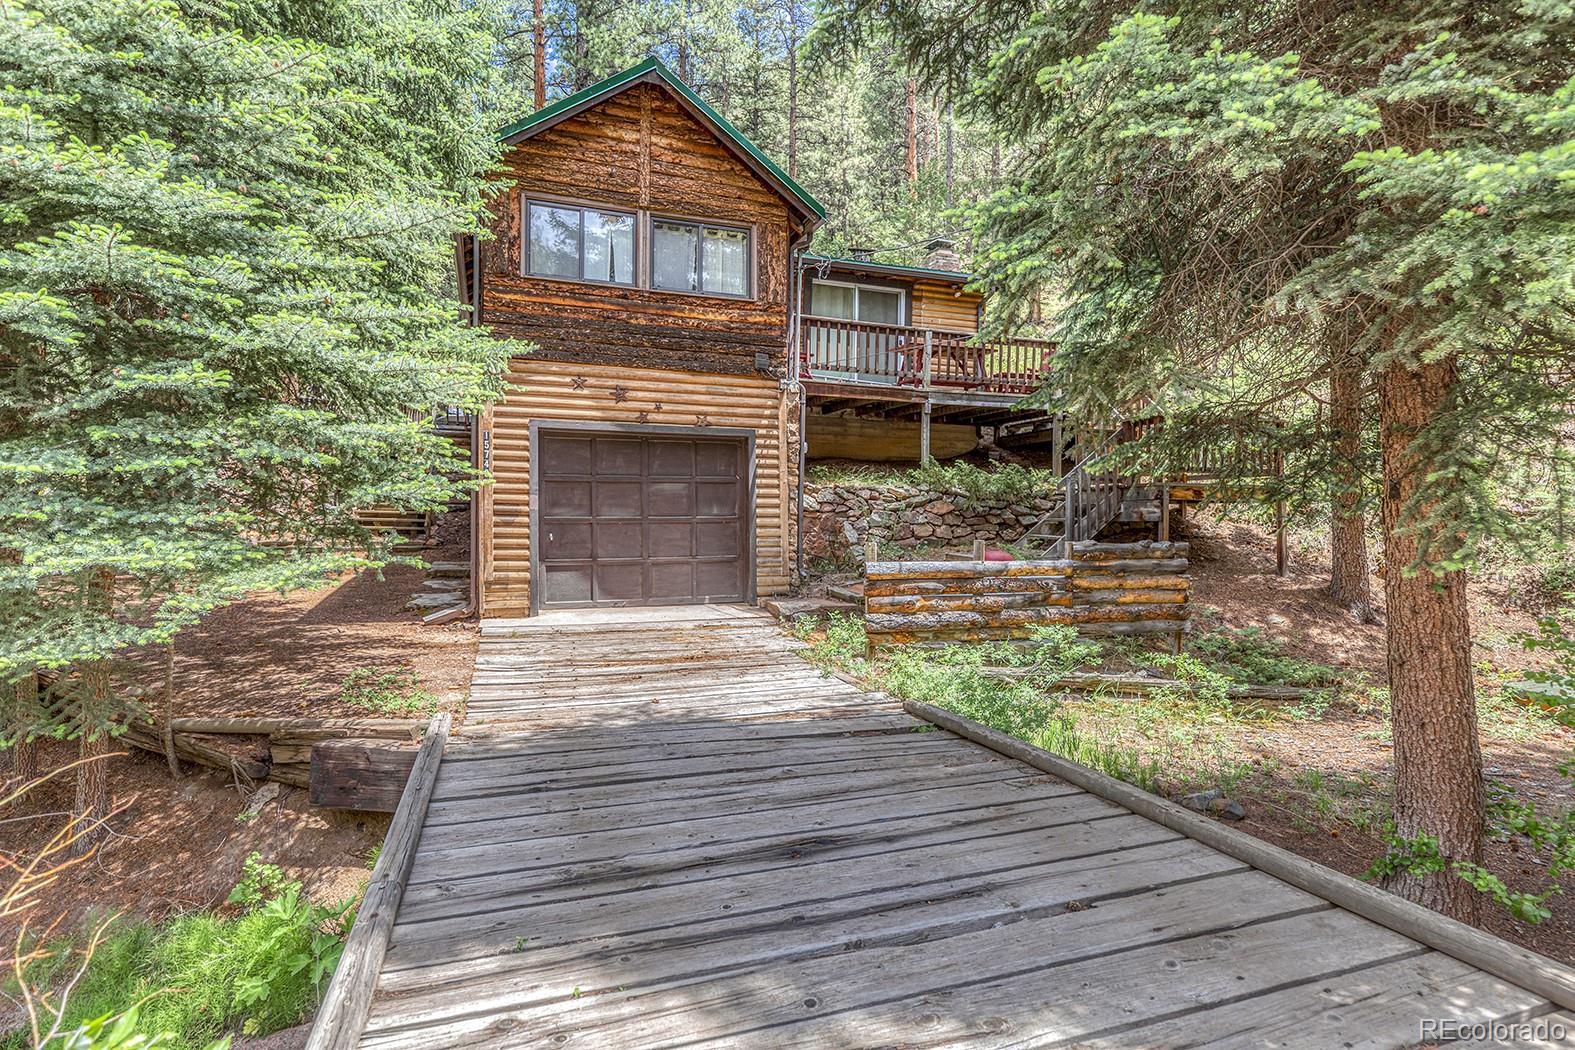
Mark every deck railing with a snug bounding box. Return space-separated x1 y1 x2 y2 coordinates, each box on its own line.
800 319 1054 396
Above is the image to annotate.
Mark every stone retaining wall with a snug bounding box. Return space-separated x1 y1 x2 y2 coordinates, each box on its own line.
802 481 1055 563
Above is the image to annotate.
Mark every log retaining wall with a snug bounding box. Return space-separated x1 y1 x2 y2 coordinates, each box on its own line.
863 540 1190 648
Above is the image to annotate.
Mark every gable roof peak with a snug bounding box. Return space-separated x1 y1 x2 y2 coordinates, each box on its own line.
496 58 825 224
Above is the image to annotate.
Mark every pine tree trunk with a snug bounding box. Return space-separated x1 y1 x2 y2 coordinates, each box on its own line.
904 79 917 184
1329 352 1375 622
72 682 112 857
10 673 38 781
786 0 799 179
532 0 546 109
943 103 954 208
1376 354 1483 923
161 641 180 779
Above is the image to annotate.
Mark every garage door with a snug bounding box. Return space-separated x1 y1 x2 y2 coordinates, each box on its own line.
534 430 750 609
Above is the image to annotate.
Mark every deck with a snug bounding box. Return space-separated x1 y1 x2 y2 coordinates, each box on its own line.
351 606 1571 1049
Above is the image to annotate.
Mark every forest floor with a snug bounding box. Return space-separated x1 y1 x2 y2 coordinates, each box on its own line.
798 505 1575 963
1164 512 1575 961
0 511 478 955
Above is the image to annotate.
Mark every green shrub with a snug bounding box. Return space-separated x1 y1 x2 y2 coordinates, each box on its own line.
1187 628 1338 687
6 856 354 1050
807 460 1058 511
338 667 438 716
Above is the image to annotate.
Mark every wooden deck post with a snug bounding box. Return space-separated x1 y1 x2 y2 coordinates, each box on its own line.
921 329 934 390
1052 416 1063 476
1158 484 1170 543
919 400 932 464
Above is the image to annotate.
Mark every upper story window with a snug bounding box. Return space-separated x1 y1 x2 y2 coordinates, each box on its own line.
651 219 752 297
526 200 636 285
808 279 905 325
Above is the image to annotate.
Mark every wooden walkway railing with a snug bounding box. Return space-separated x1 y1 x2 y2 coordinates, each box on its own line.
305 712 450 1050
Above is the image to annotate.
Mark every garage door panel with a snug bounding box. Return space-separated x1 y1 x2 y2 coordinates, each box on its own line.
647 521 694 557
695 521 740 557
647 440 695 476
647 481 693 517
696 481 739 516
649 562 696 600
594 481 644 517
541 564 593 605
543 522 593 560
541 480 591 517
534 430 747 610
541 437 593 474
695 560 742 598
595 439 644 475
595 521 643 558
695 442 740 477
595 562 645 601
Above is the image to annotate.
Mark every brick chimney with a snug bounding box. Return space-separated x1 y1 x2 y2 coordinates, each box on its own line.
923 238 963 271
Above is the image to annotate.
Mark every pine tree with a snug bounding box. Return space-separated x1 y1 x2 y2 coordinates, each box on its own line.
829 0 1575 921
0 0 514 843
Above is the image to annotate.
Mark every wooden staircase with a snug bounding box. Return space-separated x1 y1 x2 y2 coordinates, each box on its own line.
1017 426 1127 556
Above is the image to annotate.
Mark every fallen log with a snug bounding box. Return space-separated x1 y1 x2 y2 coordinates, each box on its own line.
120 724 270 781
978 668 1324 701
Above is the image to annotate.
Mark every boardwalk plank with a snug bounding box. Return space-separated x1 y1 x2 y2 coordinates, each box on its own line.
354 606 1558 1050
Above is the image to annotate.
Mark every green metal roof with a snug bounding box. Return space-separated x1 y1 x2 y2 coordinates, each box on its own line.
497 58 825 223
800 253 976 284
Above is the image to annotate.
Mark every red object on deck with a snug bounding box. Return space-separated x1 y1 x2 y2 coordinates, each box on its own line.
982 548 1014 562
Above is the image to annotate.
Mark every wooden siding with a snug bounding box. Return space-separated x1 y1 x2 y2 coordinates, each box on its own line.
481 358 796 618
911 278 981 333
482 84 799 377
806 412 976 462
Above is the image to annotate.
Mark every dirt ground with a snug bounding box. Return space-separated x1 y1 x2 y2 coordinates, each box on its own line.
2 511 478 949
1165 511 1575 961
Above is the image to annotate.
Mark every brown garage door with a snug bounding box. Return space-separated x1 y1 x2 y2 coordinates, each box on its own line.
534 430 750 610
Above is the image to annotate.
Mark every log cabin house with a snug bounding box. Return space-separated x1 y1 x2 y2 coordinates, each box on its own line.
453 59 1252 617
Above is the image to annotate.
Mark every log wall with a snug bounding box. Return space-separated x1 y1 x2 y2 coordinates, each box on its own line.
481 358 796 618
483 84 800 377
910 279 981 333
864 541 1189 648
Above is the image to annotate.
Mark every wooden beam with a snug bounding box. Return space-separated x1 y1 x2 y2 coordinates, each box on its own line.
905 700 1575 1014
305 712 451 1050
919 401 932 464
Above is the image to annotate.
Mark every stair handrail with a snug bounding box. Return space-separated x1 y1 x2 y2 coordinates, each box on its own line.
1017 418 1130 551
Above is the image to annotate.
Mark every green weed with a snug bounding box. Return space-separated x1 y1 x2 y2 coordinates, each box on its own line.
1187 628 1339 688
338 667 438 716
4 855 354 1049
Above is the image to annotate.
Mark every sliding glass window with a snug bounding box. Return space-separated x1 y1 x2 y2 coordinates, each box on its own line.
650 219 751 297
525 200 636 285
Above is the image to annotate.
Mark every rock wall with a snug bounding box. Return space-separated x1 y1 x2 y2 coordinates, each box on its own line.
802 481 1056 563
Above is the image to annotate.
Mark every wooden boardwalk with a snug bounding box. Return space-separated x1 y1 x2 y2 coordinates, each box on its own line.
356 606 1570 1048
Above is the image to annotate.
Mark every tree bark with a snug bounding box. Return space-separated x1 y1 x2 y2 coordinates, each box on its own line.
943 102 954 208
1376 353 1483 924
10 673 38 782
72 686 112 858
532 0 546 109
786 0 799 178
1329 350 1375 622
161 641 180 779
905 78 918 184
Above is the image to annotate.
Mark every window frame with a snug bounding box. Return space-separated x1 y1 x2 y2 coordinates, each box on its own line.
648 215 756 300
523 197 639 288
805 278 909 326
